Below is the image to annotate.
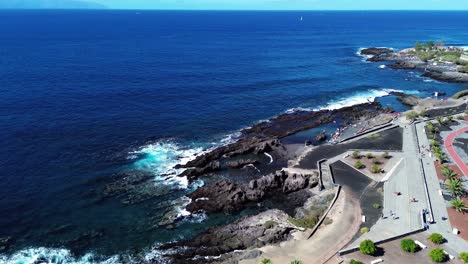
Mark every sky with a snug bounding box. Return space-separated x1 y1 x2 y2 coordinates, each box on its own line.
91 0 468 10
2 0 468 10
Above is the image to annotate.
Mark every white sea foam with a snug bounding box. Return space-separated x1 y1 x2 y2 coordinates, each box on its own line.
130 141 204 189
285 88 420 113
0 248 120 264
219 131 242 145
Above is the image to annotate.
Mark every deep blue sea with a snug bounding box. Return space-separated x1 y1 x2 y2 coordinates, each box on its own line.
1 10 468 263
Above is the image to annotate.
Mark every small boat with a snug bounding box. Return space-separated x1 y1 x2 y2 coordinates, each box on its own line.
300 16 303 21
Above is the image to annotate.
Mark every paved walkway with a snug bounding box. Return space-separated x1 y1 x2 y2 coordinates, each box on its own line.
415 122 468 255
445 126 468 176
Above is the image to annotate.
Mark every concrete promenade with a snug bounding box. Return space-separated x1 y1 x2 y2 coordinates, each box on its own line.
415 121 468 255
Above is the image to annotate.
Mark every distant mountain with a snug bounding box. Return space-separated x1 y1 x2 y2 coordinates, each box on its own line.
0 0 107 9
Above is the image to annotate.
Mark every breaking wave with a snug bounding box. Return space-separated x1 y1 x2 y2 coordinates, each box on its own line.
129 141 205 189
286 88 419 113
0 248 120 264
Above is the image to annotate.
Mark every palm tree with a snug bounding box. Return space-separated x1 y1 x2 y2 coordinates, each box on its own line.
443 170 458 180
441 164 450 172
436 152 446 163
446 178 465 197
427 122 435 133
450 198 467 213
290 261 303 264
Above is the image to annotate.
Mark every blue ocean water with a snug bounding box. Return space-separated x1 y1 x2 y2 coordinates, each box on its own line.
1 10 468 262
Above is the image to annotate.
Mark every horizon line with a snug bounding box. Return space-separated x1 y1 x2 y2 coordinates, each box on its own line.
2 8 468 11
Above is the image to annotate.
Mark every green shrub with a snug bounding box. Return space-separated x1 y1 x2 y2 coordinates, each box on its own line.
350 260 363 264
288 205 326 229
382 151 391 159
366 153 374 159
370 164 382 173
441 54 460 62
288 216 317 229
354 160 364 169
460 252 468 263
373 203 380 209
429 233 445 244
361 227 369 234
352 150 361 159
261 259 273 264
359 240 377 255
429 248 447 262
400 239 418 253
264 221 277 229
406 111 419 121
367 133 380 139
458 65 468 74
290 260 302 264
453 89 468 99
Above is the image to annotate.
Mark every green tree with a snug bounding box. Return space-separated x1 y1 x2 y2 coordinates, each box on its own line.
290 260 302 264
429 248 447 262
366 153 373 159
460 252 468 263
415 42 424 51
261 259 273 264
350 260 363 264
446 178 465 197
359 240 377 255
382 151 391 159
429 233 445 244
450 198 467 213
446 116 454 122
400 239 418 253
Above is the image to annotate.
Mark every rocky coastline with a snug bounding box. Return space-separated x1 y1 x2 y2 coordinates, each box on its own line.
360 47 468 83
155 209 302 264
186 170 319 214
146 102 390 263
176 102 386 180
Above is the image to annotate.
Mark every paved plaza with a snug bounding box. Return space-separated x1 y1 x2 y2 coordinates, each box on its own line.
331 120 468 258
